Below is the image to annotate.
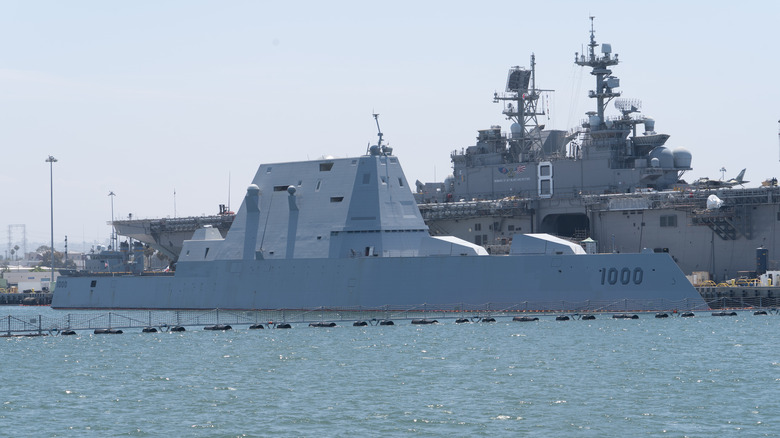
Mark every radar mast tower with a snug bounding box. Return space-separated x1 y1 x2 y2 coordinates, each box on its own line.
574 16 620 125
493 54 552 161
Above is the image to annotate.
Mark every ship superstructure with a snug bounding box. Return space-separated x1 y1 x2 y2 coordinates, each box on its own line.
52 129 704 311
96 18 780 291
415 18 780 284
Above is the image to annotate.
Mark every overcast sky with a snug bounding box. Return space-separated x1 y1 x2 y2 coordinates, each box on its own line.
1 1 778 253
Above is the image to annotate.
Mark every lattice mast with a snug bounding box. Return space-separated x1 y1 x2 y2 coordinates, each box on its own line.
575 16 621 125
494 54 552 161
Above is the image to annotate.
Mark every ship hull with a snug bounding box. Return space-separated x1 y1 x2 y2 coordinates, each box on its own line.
421 187 780 282
52 253 705 311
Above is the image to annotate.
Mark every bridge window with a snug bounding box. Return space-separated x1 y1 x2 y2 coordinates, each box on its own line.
330 197 344 203
319 162 334 171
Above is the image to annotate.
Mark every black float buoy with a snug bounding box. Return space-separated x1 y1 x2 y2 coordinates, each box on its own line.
309 322 336 328
655 313 669 318
411 319 438 325
378 320 394 326
754 310 768 315
170 326 186 332
455 318 470 324
142 327 158 333
612 314 639 319
555 315 570 321
61 330 77 336
353 321 368 326
712 311 737 316
480 317 496 323
94 328 123 334
249 323 265 329
513 316 539 322
204 324 232 331
681 312 695 318
581 314 596 320
275 323 292 329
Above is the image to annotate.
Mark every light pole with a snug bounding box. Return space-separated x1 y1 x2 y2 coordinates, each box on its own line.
108 191 116 249
46 155 57 276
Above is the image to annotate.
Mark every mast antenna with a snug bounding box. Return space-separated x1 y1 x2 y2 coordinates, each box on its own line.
373 113 384 149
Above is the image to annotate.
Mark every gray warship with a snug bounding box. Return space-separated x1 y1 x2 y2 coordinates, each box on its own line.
51 118 704 311
96 19 777 308
413 18 780 306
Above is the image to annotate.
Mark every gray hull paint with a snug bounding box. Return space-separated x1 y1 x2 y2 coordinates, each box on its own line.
415 20 778 284
52 252 703 310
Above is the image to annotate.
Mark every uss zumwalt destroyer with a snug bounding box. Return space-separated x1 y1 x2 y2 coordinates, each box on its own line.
52 117 704 311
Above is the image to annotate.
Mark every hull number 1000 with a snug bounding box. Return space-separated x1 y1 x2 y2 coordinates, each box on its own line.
601 267 643 285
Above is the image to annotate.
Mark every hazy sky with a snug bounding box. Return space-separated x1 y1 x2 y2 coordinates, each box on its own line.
1 1 778 253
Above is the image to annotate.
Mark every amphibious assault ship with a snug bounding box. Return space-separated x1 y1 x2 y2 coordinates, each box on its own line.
51 120 704 311
414 18 780 292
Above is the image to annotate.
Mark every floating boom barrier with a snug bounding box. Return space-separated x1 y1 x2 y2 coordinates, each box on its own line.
1 303 777 337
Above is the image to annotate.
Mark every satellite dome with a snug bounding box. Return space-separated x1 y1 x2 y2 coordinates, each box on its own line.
672 148 692 169
648 146 674 168
510 123 523 138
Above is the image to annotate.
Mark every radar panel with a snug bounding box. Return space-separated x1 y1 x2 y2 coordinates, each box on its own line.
506 68 532 93
615 98 641 114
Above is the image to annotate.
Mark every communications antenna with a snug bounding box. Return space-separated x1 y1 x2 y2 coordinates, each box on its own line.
493 53 554 161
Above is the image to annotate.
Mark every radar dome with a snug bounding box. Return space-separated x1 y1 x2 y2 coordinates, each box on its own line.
648 146 674 168
644 118 655 132
672 148 692 169
510 123 523 139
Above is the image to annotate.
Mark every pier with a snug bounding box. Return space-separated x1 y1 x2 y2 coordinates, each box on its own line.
0 293 52 306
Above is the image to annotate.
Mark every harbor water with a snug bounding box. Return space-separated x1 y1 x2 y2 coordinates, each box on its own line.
2 306 779 436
